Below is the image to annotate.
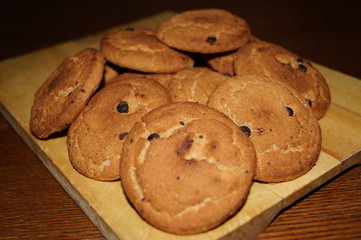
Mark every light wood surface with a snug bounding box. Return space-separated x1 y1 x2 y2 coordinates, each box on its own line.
1 11 360 240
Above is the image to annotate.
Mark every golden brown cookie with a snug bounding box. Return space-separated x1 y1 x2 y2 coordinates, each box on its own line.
120 102 256 234
67 77 171 181
155 9 251 54
30 48 104 139
208 75 322 183
100 28 194 73
166 67 230 104
233 39 331 119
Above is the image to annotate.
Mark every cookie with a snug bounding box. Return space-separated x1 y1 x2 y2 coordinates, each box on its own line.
208 75 322 183
120 102 256 234
30 48 105 139
67 77 171 181
155 9 251 54
233 39 331 119
166 67 230 104
106 71 175 88
100 28 194 73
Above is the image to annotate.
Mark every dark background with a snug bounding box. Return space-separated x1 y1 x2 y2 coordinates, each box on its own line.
1 0 361 79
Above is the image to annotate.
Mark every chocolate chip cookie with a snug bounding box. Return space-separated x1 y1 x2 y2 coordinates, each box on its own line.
67 77 171 181
120 102 256 234
30 48 104 139
155 9 251 54
208 75 322 182
100 28 194 73
233 39 331 119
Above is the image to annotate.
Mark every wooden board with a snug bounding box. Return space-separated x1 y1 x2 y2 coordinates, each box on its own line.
0 11 361 240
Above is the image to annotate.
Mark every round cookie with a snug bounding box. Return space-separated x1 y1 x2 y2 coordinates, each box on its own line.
155 9 251 54
208 75 322 183
67 77 171 181
100 28 194 73
30 48 104 139
166 67 230 104
120 102 256 234
233 39 331 119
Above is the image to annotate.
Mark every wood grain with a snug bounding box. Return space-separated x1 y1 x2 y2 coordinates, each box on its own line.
1 1 361 239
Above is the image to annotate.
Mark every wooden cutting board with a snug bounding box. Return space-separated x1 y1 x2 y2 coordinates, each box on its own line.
0 11 360 240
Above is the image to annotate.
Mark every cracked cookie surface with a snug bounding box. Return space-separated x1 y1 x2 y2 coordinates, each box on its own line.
105 71 175 89
166 67 230 104
155 9 251 54
67 77 171 181
233 39 331 119
120 102 256 234
208 75 322 183
30 48 104 139
100 28 194 73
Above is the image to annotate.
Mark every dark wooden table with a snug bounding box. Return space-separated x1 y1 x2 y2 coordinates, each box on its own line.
1 1 360 239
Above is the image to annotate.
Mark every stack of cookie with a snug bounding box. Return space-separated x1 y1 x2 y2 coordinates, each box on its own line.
30 9 330 235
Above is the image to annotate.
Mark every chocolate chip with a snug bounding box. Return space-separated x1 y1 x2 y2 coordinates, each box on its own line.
297 58 303 63
308 99 313 107
222 73 232 77
125 27 135 31
206 36 217 45
285 106 294 116
176 176 180 180
179 121 185 125
117 101 129 113
177 139 193 155
298 64 307 72
240 126 251 137
147 133 160 141
118 132 128 140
